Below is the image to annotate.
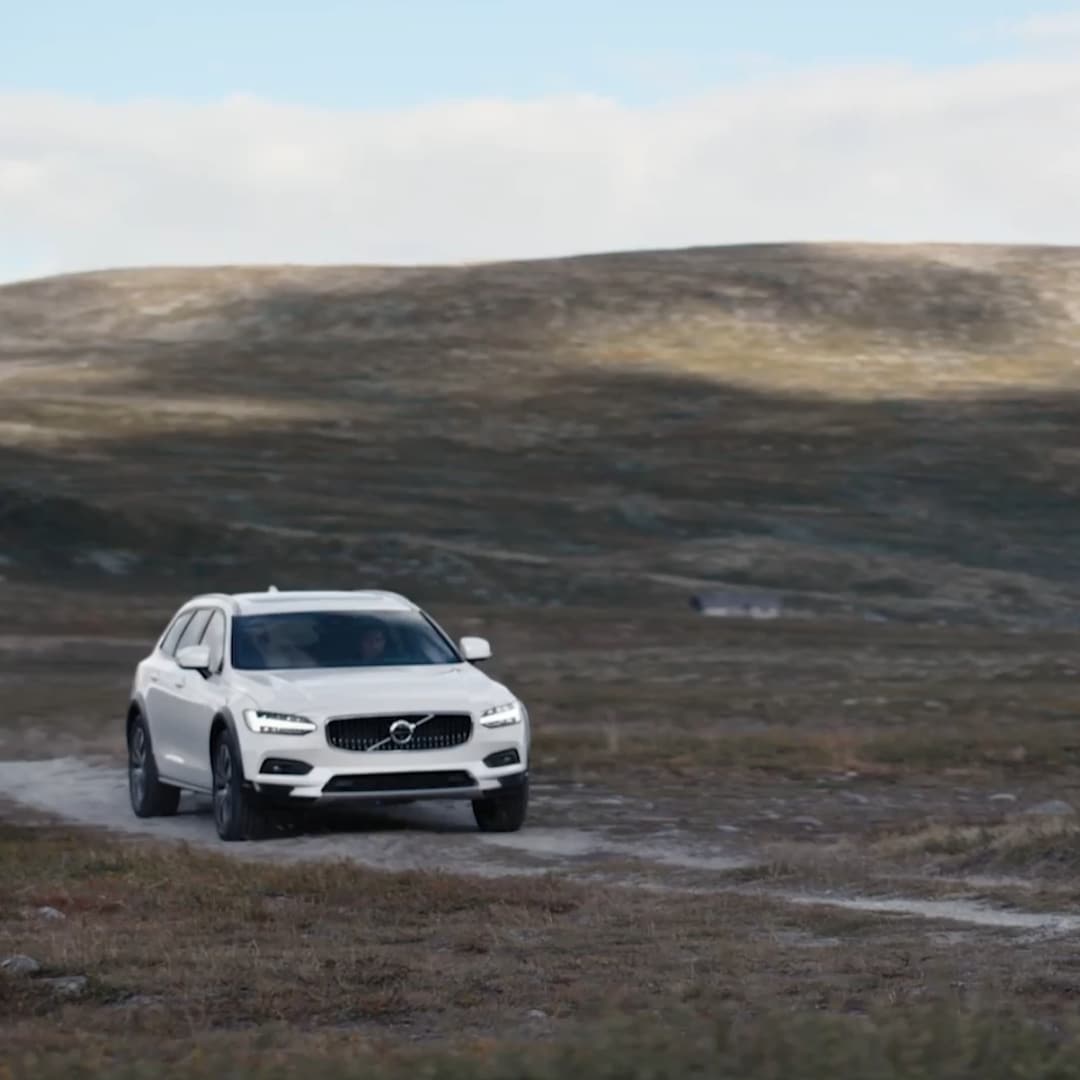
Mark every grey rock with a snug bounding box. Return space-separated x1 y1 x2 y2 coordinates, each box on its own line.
989 793 1018 803
716 824 741 833
1 954 41 976
43 975 88 997
1022 800 1075 817
839 791 871 806
791 816 824 829
117 993 165 1009
527 1009 548 1021
37 905 66 921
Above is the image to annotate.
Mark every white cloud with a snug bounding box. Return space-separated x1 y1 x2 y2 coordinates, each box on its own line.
2 55 1080 280
1009 11 1080 41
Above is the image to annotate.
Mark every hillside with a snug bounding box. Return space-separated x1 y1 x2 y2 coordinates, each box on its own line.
2 242 1080 624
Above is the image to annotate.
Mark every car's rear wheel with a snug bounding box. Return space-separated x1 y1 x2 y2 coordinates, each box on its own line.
472 778 528 833
128 714 181 818
212 729 270 841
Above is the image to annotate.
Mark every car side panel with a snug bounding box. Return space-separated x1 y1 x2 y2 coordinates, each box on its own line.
142 652 187 775
139 606 198 780
166 669 227 791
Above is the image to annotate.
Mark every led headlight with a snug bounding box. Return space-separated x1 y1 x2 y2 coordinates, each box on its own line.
242 709 317 735
479 701 523 728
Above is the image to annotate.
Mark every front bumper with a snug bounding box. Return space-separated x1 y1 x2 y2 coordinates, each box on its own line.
245 744 528 802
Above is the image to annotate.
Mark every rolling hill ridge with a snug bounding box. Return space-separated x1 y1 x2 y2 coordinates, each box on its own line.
2 243 1080 625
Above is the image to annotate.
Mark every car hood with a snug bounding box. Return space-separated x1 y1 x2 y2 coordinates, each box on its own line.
230 663 510 717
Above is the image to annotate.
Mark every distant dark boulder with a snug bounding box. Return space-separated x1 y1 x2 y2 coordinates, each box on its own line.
689 591 783 619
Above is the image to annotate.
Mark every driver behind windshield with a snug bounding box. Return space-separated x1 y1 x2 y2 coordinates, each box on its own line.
357 623 389 664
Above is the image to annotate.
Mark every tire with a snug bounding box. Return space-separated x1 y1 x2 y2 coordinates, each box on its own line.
472 778 528 833
211 729 270 841
128 713 181 818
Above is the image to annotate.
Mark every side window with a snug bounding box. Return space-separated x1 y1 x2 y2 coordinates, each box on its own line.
160 611 194 657
200 611 227 673
175 609 212 653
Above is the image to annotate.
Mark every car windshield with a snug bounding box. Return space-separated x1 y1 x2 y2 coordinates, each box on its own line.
230 611 460 671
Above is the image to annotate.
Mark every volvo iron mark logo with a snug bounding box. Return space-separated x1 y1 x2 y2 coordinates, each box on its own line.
389 719 416 746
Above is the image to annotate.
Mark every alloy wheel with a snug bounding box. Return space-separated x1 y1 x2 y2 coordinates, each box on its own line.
213 742 233 834
129 725 147 808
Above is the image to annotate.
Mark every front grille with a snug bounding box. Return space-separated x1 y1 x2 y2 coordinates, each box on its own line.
323 770 476 793
326 713 473 752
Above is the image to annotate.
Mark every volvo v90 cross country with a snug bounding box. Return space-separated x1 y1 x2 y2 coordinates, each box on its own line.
126 590 529 840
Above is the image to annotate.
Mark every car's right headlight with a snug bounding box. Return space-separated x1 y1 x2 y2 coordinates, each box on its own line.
242 709 317 735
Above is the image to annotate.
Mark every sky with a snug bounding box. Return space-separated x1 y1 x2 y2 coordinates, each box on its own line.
2 0 1080 280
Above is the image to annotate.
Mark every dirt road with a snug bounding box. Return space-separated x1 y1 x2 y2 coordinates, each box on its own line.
0 757 754 877
3 756 1078 936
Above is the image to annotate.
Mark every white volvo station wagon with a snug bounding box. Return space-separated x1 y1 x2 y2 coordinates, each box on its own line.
126 589 530 840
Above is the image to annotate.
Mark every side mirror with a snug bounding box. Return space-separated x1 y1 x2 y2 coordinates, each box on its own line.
176 644 212 673
460 636 492 663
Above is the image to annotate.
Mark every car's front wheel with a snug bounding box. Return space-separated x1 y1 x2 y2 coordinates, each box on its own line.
128 713 181 818
211 730 270 842
472 779 528 833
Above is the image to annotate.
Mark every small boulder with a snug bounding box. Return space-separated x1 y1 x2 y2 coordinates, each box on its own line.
791 816 824 829
989 793 1018 803
37 906 66 921
118 993 164 1010
1 955 41 977
839 791 871 806
43 975 88 997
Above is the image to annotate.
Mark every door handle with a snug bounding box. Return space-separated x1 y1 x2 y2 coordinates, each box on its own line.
149 673 160 684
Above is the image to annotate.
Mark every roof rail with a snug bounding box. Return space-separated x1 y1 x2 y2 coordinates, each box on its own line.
191 592 240 613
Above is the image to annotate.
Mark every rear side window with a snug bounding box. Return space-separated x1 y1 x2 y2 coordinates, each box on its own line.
176 609 212 652
160 612 194 656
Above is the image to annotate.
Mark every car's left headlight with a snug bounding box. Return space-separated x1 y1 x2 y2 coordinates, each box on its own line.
478 701 524 728
243 709 317 735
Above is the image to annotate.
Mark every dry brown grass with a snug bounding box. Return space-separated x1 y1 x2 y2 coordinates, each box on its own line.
8 1009 1080 1080
875 815 1080 871
4 818 1080 1076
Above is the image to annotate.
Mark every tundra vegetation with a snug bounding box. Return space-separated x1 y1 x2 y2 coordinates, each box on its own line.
4 244 1080 1076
